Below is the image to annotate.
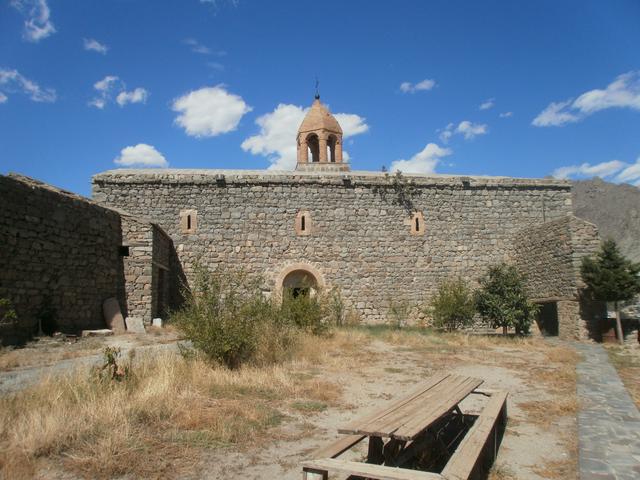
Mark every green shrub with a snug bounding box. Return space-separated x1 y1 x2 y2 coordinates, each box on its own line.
0 298 17 326
475 263 538 335
387 298 411 329
171 266 275 368
279 290 329 336
429 278 476 331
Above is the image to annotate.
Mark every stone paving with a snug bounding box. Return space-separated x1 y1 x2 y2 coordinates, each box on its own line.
575 342 640 479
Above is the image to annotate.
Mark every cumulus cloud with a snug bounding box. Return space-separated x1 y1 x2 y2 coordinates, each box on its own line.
114 144 168 168
172 85 251 137
439 120 488 142
499 111 513 118
552 160 627 180
390 143 452 174
533 71 640 127
616 158 640 186
89 76 148 109
10 0 55 42
83 38 108 54
116 88 149 106
479 98 495 110
400 79 436 94
0 68 56 103
241 103 369 170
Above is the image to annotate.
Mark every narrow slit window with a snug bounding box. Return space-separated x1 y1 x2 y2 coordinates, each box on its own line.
296 210 311 236
187 215 192 230
410 211 425 236
415 217 420 231
180 209 197 234
301 215 306 231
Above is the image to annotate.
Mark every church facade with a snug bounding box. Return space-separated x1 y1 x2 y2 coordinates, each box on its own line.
90 96 602 339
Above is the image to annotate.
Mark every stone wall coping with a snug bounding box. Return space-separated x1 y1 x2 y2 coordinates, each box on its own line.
6 173 169 235
92 169 571 190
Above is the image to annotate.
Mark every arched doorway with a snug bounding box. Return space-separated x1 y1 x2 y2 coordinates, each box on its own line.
274 263 325 301
282 269 318 298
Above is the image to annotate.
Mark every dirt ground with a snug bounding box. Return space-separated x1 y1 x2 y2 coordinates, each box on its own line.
0 328 578 480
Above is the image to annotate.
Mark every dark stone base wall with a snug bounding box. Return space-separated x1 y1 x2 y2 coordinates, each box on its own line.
0 174 126 342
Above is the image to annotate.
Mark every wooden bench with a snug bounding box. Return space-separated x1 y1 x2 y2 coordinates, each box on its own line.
302 374 508 480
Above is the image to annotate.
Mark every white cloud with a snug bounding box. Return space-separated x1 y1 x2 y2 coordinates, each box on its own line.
241 103 369 170
439 120 488 142
533 71 640 127
499 111 513 118
90 76 148 109
83 38 108 54
0 68 56 102
615 157 640 186
10 0 55 42
116 88 149 106
479 98 495 110
552 160 626 180
183 38 210 55
172 85 251 137
390 143 452 174
0 92 7 103
114 144 168 168
400 78 436 94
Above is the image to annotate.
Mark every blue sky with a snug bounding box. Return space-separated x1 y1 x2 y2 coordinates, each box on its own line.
1 0 639 196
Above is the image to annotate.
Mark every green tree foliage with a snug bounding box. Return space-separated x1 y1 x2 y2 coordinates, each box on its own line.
581 239 640 343
0 298 17 326
475 264 538 335
429 278 476 331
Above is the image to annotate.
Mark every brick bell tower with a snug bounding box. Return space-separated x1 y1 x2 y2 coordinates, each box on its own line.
296 94 350 172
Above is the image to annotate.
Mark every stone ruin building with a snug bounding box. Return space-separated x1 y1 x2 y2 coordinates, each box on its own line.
0 96 606 344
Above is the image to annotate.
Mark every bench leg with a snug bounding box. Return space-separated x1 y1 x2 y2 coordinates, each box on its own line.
302 467 328 480
366 436 384 464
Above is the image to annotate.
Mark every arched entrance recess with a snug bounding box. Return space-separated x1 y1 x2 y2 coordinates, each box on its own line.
274 263 325 301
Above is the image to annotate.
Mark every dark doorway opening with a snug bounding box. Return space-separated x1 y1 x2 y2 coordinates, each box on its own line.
536 302 559 336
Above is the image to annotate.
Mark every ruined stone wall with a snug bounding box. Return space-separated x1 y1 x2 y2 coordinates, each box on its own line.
93 170 574 324
0 174 125 342
121 215 175 324
512 216 602 339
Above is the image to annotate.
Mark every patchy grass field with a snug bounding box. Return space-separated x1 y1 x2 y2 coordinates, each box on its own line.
0 327 579 479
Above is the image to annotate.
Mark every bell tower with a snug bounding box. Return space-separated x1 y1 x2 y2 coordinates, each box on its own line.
296 95 349 172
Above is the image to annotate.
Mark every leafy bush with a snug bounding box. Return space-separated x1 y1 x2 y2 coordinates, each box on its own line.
0 298 17 326
429 278 476 331
387 298 411 329
172 266 274 368
94 347 131 382
280 290 329 336
475 263 538 335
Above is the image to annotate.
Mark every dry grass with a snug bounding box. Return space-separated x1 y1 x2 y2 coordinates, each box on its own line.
606 345 640 409
0 339 104 371
0 336 344 479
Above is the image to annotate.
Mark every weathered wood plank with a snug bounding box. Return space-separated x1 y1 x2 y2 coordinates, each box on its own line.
440 391 508 480
311 434 365 459
393 377 483 441
338 374 450 435
302 458 444 480
364 376 471 437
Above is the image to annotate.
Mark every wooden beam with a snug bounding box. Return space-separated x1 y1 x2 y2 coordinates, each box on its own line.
302 459 444 480
311 434 365 459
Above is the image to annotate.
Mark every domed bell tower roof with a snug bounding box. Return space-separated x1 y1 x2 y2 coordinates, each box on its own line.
296 96 349 172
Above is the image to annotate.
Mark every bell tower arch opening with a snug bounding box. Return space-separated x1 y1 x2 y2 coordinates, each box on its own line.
295 95 348 172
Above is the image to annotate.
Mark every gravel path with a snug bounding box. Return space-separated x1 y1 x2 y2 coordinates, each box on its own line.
576 342 640 480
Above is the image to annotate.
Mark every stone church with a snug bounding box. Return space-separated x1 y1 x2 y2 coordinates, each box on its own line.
0 96 603 343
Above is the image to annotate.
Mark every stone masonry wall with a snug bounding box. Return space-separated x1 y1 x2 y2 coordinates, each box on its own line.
513 216 602 339
93 170 575 324
0 174 125 342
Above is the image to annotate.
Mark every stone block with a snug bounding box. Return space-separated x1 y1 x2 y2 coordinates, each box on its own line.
125 317 146 334
103 297 126 334
81 329 113 337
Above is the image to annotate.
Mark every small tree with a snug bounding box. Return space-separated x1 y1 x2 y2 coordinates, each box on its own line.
429 278 476 331
581 239 640 345
475 264 538 335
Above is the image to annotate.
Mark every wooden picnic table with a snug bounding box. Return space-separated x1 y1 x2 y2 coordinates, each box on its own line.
303 373 508 480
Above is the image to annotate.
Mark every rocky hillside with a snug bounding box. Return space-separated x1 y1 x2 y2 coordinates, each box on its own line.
572 178 640 262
